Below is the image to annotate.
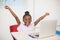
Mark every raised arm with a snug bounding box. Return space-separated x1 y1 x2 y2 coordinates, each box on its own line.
34 13 49 26
5 6 21 25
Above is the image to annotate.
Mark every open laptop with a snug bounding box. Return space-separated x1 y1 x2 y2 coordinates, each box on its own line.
39 20 57 38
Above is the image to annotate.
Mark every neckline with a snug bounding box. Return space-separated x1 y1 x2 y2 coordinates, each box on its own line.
24 24 31 27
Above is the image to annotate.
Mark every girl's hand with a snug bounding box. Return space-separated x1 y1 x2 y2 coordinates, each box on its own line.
5 6 10 9
45 12 49 16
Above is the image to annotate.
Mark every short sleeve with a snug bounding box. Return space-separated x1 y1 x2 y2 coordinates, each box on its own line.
17 23 23 32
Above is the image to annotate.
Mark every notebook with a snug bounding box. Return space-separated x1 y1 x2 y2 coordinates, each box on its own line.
39 20 57 38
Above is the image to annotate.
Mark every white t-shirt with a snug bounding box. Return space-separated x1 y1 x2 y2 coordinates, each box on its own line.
17 23 35 34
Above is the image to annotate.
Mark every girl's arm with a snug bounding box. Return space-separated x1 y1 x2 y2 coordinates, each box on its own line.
34 13 49 26
5 6 21 25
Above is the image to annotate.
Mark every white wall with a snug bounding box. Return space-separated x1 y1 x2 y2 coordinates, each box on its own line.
34 0 60 26
0 8 13 40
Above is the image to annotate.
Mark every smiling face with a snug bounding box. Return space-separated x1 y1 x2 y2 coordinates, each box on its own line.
23 15 32 26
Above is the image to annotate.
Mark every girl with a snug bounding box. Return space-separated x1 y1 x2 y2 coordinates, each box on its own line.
5 6 49 34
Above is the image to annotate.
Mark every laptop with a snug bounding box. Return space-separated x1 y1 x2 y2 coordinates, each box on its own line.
39 20 57 38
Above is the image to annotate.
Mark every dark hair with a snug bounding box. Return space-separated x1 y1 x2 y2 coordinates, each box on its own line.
23 11 32 19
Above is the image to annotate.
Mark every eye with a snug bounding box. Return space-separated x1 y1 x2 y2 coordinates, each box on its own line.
28 18 31 20
25 19 27 20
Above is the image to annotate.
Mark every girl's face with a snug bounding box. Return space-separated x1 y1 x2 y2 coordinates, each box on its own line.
23 15 32 26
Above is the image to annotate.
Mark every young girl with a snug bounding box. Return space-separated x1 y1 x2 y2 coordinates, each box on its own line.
5 6 49 35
